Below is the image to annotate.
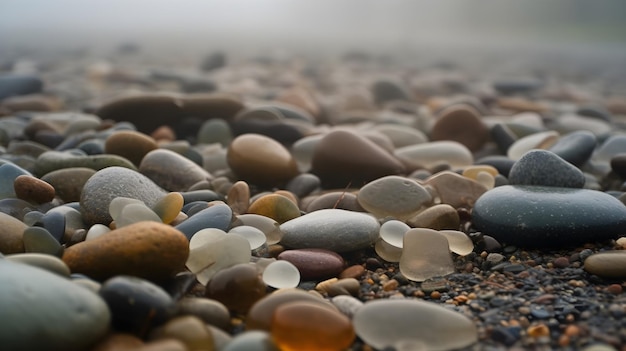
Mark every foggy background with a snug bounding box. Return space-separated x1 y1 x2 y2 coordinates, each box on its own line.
1 0 626 60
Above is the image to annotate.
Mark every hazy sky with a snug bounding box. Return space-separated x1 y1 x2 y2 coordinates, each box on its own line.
1 0 625 55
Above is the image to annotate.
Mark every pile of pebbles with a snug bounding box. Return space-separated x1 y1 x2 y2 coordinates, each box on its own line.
1 46 626 351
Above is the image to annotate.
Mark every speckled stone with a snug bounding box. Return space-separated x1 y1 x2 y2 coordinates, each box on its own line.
247 194 301 224
311 130 405 188
508 150 586 188
104 130 158 166
473 185 626 247
227 133 299 187
0 212 28 254
62 221 189 281
80 166 166 225
140 149 213 192
357 175 431 220
280 209 379 253
583 251 626 279
431 104 489 152
40 167 96 203
277 248 345 280
0 259 110 350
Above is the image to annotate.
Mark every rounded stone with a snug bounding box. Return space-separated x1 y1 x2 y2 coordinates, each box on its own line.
304 192 364 213
508 150 586 188
23 226 63 256
104 130 158 166
151 192 184 224
247 194 301 224
176 297 231 331
0 162 32 200
0 259 110 351
311 130 405 188
205 263 267 314
357 175 431 220
5 252 71 277
227 133 299 187
394 141 473 170
353 299 477 351
285 173 321 199
372 79 411 105
271 301 355 351
507 131 559 161
431 104 489 152
425 171 488 209
583 251 626 279
140 149 213 192
197 118 233 146
149 315 214 350
62 221 189 281
262 260 300 289
406 204 460 230
34 151 137 177
548 130 597 168
280 209 380 253
472 185 626 247
80 166 166 225
13 174 55 204
175 203 233 240
227 180 250 215
99 275 175 335
222 330 280 351
277 248 345 280
40 167 96 203
373 124 428 148
0 212 28 254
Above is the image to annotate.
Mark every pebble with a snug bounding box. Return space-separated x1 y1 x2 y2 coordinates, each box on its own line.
271 301 355 351
425 171 488 209
400 228 455 282
247 194 300 224
80 166 166 225
0 212 28 254
197 118 233 146
373 123 427 148
372 79 411 105
352 299 477 350
508 149 586 188
151 192 184 224
0 74 43 99
431 104 489 152
40 167 96 203
176 297 231 331
23 226 63 256
140 149 213 192
227 133 299 187
357 175 431 220
304 191 364 212
472 185 626 247
34 150 137 177
406 204 460 230
62 221 189 281
439 230 474 256
150 315 214 350
280 209 380 253
221 330 279 351
104 130 158 165
13 174 55 204
227 180 250 215
205 263 267 314
175 202 233 239
583 251 626 279
262 260 300 289
507 130 560 161
311 129 405 187
277 248 345 280
394 140 473 170
0 162 32 200
285 173 320 199
0 258 110 350
548 130 597 167
5 252 70 277
99 275 175 335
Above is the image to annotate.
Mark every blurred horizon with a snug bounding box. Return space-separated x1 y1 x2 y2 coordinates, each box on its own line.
2 0 626 61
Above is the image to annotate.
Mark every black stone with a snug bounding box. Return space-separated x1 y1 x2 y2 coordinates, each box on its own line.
548 130 597 167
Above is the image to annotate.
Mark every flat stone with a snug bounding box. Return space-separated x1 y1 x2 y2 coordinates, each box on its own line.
62 221 189 281
425 171 488 209
395 141 473 170
583 251 626 279
13 174 55 204
0 212 28 254
23 226 63 256
508 150 586 188
80 166 166 225
280 209 380 253
406 204 460 230
472 185 626 247
0 259 110 350
311 130 405 188
104 130 158 166
357 175 432 220
277 248 345 280
400 228 455 282
40 167 96 203
5 252 70 277
140 149 213 192
34 151 136 177
175 203 233 240
548 130 597 167
431 104 489 152
373 124 428 148
227 133 299 187
353 299 477 350
507 131 559 161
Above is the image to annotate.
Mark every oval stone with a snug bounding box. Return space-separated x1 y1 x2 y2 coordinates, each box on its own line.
62 221 189 281
227 133 299 187
247 194 300 224
40 167 96 203
280 209 380 253
431 104 489 152
0 212 28 254
80 166 166 225
548 130 597 167
583 251 626 279
472 185 626 247
357 176 431 220
0 259 110 351
205 263 267 314
140 149 213 192
105 130 158 166
406 204 460 230
353 299 477 351
277 248 345 280
175 203 233 240
394 141 473 170
34 151 136 177
13 174 55 204
508 150 585 188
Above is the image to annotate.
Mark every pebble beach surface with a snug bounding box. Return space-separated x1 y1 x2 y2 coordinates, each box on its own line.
1 45 626 351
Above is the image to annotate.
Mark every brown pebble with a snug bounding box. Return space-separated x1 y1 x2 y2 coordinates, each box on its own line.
226 180 250 215
430 291 441 299
527 324 550 338
105 130 158 166
13 175 55 204
339 265 366 280
382 279 399 292
606 284 623 295
553 256 570 268
430 104 489 152
205 263 266 314
151 125 177 142
564 325 581 337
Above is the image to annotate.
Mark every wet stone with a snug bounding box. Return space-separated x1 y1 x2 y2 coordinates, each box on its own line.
508 149 586 188
271 301 355 351
357 175 432 220
280 209 380 253
400 228 455 282
472 185 626 247
353 299 478 350
277 248 345 281
140 149 213 192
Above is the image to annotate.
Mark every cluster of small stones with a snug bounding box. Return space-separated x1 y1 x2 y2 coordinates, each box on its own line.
1 45 626 351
